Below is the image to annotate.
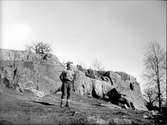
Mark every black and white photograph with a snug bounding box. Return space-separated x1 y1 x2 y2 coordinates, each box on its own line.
0 0 166 125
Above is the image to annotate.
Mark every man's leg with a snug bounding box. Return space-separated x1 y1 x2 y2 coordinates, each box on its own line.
65 83 71 107
60 83 66 108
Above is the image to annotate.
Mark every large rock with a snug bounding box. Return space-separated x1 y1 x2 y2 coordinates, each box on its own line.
74 70 113 98
74 70 147 110
74 70 92 96
92 79 114 98
0 49 147 111
0 49 64 95
104 71 147 110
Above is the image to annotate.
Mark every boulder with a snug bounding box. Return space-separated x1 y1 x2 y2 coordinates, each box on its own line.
0 49 64 95
74 70 113 98
104 71 122 87
104 71 147 110
74 70 92 96
92 79 114 98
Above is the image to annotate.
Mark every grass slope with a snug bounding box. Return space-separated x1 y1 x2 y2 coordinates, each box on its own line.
0 89 154 125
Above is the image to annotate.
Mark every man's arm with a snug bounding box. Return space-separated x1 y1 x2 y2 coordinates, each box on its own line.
72 80 75 92
72 72 76 91
59 71 65 82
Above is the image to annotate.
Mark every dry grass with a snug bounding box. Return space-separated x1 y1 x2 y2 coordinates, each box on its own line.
0 90 154 125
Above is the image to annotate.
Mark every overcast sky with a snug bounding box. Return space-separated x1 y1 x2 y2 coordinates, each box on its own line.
1 0 166 88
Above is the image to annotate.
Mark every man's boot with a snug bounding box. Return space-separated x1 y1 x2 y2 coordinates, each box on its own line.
65 99 70 108
60 99 64 108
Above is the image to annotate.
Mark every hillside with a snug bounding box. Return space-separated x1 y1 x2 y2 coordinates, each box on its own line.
0 49 155 124
0 87 154 125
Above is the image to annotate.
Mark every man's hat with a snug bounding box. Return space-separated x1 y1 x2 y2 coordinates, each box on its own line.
66 61 73 66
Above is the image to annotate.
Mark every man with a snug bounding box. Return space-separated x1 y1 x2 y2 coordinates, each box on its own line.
59 61 75 108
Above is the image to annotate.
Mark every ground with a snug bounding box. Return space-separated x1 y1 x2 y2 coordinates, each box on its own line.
0 88 158 125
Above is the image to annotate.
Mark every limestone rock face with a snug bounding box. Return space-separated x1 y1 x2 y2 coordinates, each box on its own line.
104 71 122 88
92 79 113 98
74 70 113 98
0 49 64 95
102 71 147 110
74 70 92 96
0 49 147 110
74 70 147 110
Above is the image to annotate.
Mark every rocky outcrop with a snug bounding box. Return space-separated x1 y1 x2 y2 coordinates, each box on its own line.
0 49 147 110
0 49 64 96
74 71 92 96
106 72 146 110
74 70 113 98
74 69 147 110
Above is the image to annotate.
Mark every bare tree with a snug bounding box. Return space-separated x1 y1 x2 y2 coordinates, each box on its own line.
162 51 167 106
28 41 52 55
143 87 157 108
144 42 166 112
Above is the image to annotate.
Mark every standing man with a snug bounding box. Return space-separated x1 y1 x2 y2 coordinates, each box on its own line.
59 61 75 108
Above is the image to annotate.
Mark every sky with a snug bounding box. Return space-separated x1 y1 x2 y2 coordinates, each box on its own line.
0 0 166 89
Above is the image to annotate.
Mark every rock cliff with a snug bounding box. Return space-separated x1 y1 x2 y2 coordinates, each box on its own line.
0 49 147 110
0 49 64 95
